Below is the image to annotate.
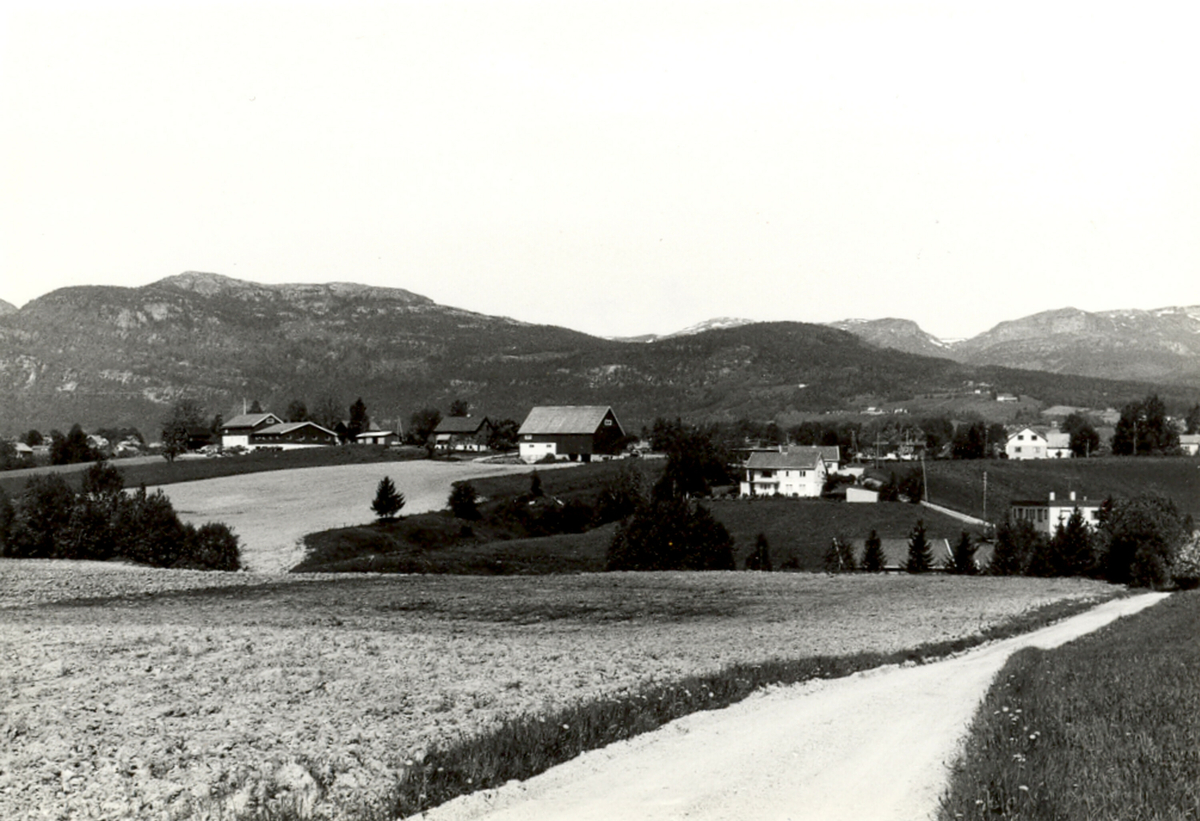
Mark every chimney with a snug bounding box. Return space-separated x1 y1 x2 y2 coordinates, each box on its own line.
1049 491 1056 501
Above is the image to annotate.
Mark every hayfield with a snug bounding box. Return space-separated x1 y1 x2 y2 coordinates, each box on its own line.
0 562 1117 821
925 456 1200 521
145 460 570 573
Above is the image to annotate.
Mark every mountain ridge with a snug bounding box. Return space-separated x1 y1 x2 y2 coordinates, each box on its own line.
0 273 1193 435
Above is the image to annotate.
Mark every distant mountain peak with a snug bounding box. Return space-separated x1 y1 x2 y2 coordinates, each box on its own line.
825 317 951 357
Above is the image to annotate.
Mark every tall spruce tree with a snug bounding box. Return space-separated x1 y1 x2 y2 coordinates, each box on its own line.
904 519 934 573
950 531 978 575
861 529 886 572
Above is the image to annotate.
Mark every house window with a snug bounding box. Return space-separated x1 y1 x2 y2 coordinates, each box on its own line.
603 419 612 426
760 470 774 478
524 435 532 440
1018 435 1024 440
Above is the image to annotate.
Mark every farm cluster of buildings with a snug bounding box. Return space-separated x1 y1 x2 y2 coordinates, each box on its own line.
214 404 632 465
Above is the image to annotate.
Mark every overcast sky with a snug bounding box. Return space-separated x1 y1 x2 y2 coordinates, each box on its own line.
2 1 1197 340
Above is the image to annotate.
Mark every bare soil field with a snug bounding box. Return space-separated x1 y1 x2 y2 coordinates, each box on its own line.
0 564 1118 820
147 461 566 573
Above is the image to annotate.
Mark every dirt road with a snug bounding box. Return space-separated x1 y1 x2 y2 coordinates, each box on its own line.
150 460 555 573
415 593 1169 821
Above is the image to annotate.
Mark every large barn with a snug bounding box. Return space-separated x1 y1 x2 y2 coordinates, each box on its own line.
517 406 626 463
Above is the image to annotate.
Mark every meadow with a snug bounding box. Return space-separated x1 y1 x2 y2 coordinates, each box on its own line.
0 563 1117 821
939 590 1200 820
925 455 1200 521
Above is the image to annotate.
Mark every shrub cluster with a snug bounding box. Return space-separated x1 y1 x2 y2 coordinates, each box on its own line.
0 461 241 571
988 493 1192 589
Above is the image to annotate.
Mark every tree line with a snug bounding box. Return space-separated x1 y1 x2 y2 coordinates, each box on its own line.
0 461 240 570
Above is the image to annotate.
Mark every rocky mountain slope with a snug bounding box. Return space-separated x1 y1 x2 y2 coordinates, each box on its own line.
825 318 953 359
0 298 16 317
0 274 1186 435
948 307 1200 384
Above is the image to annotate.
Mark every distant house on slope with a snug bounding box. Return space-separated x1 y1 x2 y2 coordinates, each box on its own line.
517 406 625 463
1005 427 1071 460
219 413 284 448
740 446 839 498
354 429 400 446
433 416 495 451
250 421 338 450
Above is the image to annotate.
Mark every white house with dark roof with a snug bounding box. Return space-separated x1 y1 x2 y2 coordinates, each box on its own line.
1010 491 1103 535
517 406 625 463
1181 434 1200 456
740 446 839 497
219 413 283 448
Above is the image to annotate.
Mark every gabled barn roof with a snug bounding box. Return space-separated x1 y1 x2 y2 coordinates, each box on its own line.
518 406 622 436
221 413 282 431
255 421 336 437
434 416 491 435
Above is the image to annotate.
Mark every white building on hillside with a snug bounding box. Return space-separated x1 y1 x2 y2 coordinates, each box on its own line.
1006 427 1072 460
740 446 838 498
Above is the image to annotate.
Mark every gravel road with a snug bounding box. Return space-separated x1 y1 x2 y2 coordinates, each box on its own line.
414 593 1170 821
149 460 560 572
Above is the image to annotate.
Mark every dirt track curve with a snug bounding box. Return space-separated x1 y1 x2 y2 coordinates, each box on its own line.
414 593 1169 821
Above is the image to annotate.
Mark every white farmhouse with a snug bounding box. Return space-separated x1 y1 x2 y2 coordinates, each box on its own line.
1009 491 1102 535
740 446 838 498
1006 427 1072 459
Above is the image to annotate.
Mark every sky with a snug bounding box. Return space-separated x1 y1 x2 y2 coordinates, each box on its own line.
2 1 1198 341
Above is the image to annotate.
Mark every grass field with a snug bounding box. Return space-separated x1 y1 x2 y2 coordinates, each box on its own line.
298 455 978 574
298 498 975 575
925 456 1200 521
0 445 429 498
939 590 1199 820
1 566 1117 821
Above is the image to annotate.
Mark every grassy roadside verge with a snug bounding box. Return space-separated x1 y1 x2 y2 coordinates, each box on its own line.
939 590 1199 820
382 595 1112 819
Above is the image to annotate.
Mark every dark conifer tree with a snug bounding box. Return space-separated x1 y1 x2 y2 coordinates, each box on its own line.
904 519 933 573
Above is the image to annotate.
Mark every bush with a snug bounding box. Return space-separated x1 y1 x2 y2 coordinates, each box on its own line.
989 519 1044 576
180 522 241 571
449 481 480 520
605 497 735 571
114 487 188 567
1101 494 1187 588
744 533 772 571
6 474 76 558
823 536 857 573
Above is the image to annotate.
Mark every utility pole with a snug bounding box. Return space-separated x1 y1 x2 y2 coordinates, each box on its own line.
982 470 988 522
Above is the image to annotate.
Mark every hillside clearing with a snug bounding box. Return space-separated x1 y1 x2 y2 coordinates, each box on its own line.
0 565 1117 820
